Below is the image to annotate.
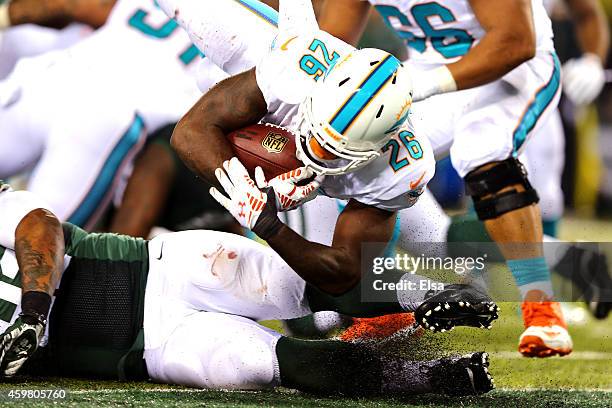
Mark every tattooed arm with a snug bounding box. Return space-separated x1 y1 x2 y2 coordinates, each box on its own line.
172 68 268 188
7 0 116 28
15 209 64 297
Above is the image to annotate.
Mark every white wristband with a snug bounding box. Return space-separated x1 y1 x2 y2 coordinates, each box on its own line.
0 1 11 29
432 65 458 94
411 65 457 102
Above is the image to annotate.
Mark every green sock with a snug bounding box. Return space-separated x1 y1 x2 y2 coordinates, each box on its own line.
275 337 382 395
275 337 438 396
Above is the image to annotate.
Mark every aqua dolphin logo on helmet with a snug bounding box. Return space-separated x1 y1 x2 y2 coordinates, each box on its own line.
296 48 413 176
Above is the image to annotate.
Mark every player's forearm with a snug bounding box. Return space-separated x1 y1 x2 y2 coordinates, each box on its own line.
3 0 114 29
567 0 610 61
173 70 268 188
448 30 536 90
318 0 372 46
267 225 361 295
14 209 64 296
3 0 67 28
172 121 233 189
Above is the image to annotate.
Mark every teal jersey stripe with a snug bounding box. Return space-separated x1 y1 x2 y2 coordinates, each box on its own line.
329 55 401 135
235 0 278 27
513 53 561 152
67 115 145 227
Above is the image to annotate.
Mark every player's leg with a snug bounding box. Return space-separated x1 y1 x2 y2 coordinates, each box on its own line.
26 98 146 230
145 312 281 389
157 0 278 75
521 109 565 237
276 337 494 396
0 66 47 178
451 53 571 357
147 229 498 331
145 311 494 395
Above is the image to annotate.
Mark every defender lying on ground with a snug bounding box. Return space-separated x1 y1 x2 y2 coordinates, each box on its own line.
0 183 495 395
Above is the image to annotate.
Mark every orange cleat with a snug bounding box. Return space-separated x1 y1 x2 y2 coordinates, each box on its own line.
338 313 419 342
518 290 573 358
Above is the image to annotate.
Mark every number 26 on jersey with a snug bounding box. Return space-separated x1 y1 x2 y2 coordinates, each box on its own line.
382 130 424 172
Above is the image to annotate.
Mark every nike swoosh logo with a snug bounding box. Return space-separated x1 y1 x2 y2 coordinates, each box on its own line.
280 36 298 51
410 172 426 190
156 242 164 261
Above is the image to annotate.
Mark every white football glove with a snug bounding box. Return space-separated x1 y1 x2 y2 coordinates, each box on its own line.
0 314 45 377
254 166 320 212
210 158 283 239
562 54 606 106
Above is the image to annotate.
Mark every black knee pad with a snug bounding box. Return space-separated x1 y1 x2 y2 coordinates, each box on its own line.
464 158 539 220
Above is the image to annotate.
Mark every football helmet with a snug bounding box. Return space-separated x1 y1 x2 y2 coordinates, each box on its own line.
295 48 413 175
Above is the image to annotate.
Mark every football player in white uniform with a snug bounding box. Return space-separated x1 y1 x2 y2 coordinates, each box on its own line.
318 0 573 357
160 0 448 302
522 0 609 237
0 0 201 229
0 182 496 395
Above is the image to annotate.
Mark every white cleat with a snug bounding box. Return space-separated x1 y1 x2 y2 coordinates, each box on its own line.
518 325 573 358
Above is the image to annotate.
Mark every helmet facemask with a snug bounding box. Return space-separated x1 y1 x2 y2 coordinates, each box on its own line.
295 97 383 176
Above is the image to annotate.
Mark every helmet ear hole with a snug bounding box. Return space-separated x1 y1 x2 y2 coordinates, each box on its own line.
338 77 350 87
369 60 380 66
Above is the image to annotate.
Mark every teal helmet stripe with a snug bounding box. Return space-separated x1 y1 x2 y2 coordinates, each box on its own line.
329 55 401 135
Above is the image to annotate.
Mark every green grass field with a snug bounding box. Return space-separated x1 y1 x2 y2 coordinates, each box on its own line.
0 217 610 407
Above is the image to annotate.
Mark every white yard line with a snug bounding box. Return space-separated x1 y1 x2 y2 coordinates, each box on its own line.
70 387 612 394
497 387 612 393
491 351 612 360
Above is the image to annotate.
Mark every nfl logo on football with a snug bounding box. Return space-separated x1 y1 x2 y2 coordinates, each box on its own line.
261 132 289 154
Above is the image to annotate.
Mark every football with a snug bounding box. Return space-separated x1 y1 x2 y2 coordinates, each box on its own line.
227 123 302 179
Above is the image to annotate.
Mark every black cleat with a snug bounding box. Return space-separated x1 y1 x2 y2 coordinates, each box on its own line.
431 352 494 396
554 245 612 320
415 284 499 332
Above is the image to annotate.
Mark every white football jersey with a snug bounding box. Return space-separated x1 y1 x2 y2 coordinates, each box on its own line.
256 29 434 211
369 0 554 66
0 24 92 80
21 0 202 129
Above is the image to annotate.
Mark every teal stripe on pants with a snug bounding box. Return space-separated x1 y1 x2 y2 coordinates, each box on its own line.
513 53 561 152
68 114 145 227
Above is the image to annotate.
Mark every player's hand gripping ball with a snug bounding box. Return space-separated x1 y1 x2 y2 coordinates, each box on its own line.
255 166 319 212
210 158 283 240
